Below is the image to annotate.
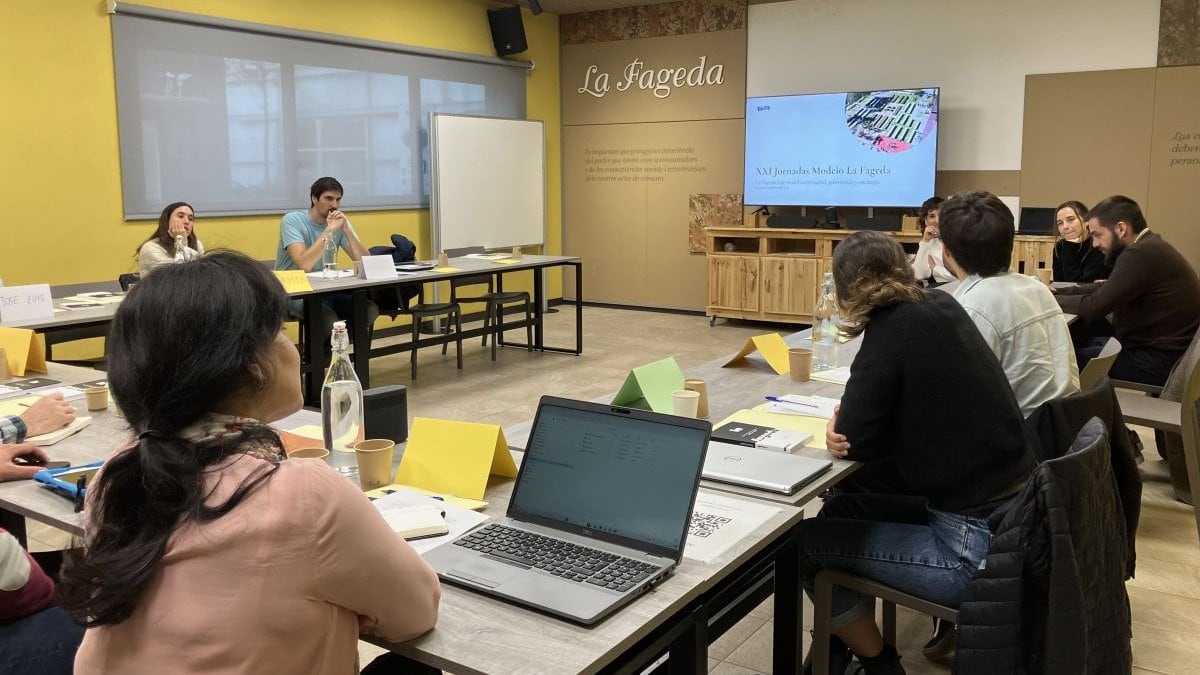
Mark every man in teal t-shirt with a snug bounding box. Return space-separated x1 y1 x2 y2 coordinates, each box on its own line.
276 176 378 352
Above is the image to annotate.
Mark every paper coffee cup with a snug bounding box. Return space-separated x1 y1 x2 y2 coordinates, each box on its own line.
511 246 523 260
289 447 330 460
1036 268 1053 286
789 348 814 382
671 390 700 418
354 439 395 490
83 386 108 411
684 378 708 418
438 252 449 267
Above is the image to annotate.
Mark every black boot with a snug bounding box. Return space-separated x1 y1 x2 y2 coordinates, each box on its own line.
803 633 856 675
858 644 906 675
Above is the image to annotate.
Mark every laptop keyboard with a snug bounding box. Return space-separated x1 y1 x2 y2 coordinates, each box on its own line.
455 524 661 592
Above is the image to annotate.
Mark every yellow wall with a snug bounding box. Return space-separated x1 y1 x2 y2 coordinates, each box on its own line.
0 0 561 298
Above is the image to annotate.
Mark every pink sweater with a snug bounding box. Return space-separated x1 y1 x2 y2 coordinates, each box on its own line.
75 456 441 674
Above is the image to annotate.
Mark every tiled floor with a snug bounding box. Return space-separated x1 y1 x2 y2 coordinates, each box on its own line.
29 306 1200 673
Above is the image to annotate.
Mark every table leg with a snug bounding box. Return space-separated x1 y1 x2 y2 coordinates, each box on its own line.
351 289 371 389
533 266 545 351
773 534 804 675
574 261 583 354
303 296 326 404
667 612 707 674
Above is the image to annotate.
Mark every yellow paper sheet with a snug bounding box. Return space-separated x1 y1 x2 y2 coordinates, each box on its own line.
492 259 520 265
273 270 313 293
394 418 518 499
434 267 462 273
716 407 829 450
0 395 41 418
722 333 791 375
364 483 488 511
0 328 47 376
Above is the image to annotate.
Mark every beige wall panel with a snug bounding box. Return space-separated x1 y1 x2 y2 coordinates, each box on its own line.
643 119 746 309
564 120 744 308
1021 69 1156 209
563 126 649 304
562 30 747 126
1146 65 1200 272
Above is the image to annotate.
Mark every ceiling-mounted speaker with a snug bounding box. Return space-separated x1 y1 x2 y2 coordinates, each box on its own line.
488 6 528 56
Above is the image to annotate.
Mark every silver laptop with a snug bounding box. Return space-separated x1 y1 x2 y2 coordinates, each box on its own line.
423 396 712 625
702 441 832 495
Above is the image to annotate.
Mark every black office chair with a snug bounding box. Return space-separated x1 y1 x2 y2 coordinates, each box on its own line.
444 246 533 361
403 286 462 380
117 273 140 291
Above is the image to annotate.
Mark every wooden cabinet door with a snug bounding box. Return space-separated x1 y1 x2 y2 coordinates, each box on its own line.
707 255 759 311
761 256 819 316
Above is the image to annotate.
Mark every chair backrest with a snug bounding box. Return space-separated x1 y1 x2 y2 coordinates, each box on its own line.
117 274 141 292
1181 357 1200 535
444 245 485 258
1161 327 1200 403
1079 337 1122 392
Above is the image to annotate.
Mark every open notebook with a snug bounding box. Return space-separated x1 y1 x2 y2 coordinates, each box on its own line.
27 417 91 446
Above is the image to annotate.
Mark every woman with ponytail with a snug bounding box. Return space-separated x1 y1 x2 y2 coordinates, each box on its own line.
795 232 1032 674
60 252 440 674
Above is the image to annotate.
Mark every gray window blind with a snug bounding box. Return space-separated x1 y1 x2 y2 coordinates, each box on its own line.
111 9 527 218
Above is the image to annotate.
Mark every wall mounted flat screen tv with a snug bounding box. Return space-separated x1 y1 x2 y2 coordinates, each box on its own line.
744 87 939 207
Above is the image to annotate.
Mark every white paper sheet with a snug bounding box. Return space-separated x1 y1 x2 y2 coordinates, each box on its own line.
373 487 489 555
683 491 781 563
762 394 841 419
809 366 852 385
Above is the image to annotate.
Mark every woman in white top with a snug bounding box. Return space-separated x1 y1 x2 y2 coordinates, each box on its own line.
136 202 205 276
911 196 955 287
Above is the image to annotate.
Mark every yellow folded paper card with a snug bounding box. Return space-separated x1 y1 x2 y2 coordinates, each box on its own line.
394 418 518 499
273 270 313 293
0 328 47 376
717 407 830 450
722 332 791 375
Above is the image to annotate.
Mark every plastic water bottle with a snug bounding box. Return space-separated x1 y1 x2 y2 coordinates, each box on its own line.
174 235 187 262
321 322 363 474
812 272 840 370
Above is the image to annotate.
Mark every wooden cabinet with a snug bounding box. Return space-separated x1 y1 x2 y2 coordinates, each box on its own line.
707 255 759 312
760 256 819 317
705 227 1055 325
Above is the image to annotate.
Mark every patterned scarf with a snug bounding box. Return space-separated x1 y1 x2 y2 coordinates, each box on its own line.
178 413 285 462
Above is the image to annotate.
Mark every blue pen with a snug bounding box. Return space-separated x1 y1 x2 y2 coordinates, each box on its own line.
765 396 817 407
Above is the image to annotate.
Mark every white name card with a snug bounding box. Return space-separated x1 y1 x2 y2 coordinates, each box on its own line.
0 284 55 325
360 255 398 280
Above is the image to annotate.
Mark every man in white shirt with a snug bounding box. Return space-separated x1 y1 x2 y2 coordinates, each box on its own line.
939 191 1080 417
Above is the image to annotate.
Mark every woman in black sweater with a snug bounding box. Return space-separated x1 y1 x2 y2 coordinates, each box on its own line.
796 232 1034 675
1052 200 1109 282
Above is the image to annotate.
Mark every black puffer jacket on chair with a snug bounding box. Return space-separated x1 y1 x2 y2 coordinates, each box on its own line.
955 418 1132 675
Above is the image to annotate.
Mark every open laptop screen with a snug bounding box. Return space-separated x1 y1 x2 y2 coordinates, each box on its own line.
509 399 710 559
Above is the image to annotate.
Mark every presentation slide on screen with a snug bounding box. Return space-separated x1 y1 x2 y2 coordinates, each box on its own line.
743 88 938 207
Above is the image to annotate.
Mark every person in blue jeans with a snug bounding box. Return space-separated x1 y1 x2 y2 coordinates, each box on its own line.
798 231 1034 675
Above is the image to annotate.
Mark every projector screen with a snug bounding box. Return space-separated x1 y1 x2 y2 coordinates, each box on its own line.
743 88 939 207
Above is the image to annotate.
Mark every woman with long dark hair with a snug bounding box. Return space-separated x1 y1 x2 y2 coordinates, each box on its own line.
1052 200 1109 282
798 232 1032 674
135 201 205 276
60 251 440 673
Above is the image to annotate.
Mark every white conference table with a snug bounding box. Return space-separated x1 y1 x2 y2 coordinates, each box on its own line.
3 254 584 402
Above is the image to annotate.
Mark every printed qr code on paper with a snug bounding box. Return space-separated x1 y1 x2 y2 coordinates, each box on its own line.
690 512 733 538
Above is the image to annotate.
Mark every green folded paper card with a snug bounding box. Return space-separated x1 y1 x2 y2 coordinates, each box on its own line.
611 356 685 413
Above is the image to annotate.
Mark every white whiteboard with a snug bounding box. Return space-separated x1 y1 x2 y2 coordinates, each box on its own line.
430 114 545 252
